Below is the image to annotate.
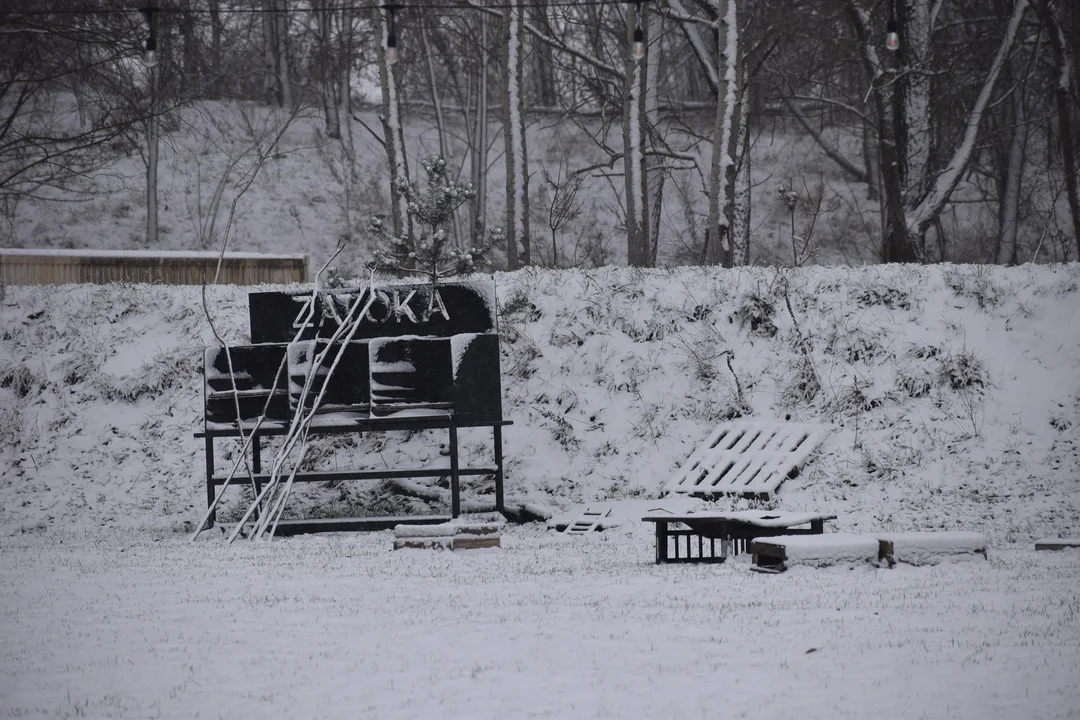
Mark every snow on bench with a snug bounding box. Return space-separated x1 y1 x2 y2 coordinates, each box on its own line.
1034 538 1080 551
392 518 504 550
751 531 990 572
750 533 880 572
876 531 987 567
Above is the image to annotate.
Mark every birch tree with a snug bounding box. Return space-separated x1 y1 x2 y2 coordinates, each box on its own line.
624 2 651 267
503 0 531 269
704 0 739 266
470 8 490 245
376 3 411 238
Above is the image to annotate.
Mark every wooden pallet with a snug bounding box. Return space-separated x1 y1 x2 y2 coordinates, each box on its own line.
562 507 613 534
664 421 828 498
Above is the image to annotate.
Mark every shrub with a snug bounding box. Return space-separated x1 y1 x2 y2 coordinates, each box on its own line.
851 283 912 310
0 364 41 399
936 348 988 391
732 293 778 338
943 266 1006 309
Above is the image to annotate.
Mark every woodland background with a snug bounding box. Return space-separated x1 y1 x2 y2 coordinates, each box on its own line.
1 0 1078 272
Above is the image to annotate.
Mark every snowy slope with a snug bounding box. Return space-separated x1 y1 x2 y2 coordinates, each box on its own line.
2 263 1078 541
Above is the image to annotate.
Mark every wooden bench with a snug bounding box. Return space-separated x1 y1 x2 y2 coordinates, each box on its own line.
750 533 880 572
641 510 836 564
750 531 989 572
196 281 511 532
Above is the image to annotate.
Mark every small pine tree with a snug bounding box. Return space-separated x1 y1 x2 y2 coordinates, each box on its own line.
367 156 504 286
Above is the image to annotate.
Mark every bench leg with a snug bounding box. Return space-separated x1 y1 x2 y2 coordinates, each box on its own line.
493 424 505 514
449 423 460 518
655 522 669 564
204 435 216 528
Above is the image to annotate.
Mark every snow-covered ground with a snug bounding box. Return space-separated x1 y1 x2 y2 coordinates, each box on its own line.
2 528 1079 719
2 262 1080 718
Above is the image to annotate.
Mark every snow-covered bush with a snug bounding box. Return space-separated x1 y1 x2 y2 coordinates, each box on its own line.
732 292 777 337
935 348 988 391
0 364 42 399
943 265 1006 309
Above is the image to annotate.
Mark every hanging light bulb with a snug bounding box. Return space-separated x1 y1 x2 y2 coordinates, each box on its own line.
632 27 645 61
144 37 158 67
142 5 158 68
383 3 399 65
386 32 398 65
885 21 900 52
885 0 899 52
630 1 645 61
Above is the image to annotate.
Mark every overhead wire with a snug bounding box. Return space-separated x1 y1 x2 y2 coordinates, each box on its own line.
3 0 642 16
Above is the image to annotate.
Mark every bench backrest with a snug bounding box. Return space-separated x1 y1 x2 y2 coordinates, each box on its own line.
204 281 503 426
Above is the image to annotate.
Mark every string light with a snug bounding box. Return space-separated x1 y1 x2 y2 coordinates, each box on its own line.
885 0 900 52
630 0 644 61
382 2 399 65
2 0 634 15
141 4 158 67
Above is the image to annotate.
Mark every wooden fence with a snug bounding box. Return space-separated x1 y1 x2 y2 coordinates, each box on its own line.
0 249 308 286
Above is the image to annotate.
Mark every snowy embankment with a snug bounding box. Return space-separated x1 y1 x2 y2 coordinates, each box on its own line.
1 263 1079 540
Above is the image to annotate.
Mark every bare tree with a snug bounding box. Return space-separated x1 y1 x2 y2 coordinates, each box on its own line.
846 0 1029 262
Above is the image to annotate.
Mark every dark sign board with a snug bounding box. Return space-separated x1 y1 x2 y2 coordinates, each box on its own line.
249 281 496 345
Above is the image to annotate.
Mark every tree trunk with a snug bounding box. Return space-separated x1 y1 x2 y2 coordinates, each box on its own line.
208 0 223 98
705 0 737 266
262 1 278 105
317 8 341 139
503 0 531 269
146 71 159 246
624 2 650 267
1034 0 1080 260
470 10 490 245
377 5 410 238
733 64 752 266
879 47 917 262
897 0 934 206
275 2 293 108
645 9 664 266
421 20 461 247
998 95 1027 264
530 1 558 108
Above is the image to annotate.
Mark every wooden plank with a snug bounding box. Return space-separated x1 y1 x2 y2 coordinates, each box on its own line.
1035 538 1080 551
227 515 452 537
453 536 501 550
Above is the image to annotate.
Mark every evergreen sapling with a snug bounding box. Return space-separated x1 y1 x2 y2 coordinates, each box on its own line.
367 156 504 286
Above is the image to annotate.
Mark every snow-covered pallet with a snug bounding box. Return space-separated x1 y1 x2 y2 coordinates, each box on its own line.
1034 538 1080 551
876 531 987 567
750 533 881 573
560 506 613 534
392 521 503 551
664 421 829 498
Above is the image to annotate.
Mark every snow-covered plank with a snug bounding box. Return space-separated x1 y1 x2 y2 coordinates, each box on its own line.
664 421 828 497
1034 538 1080 551
750 533 880 572
876 531 987 567
561 506 612 534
